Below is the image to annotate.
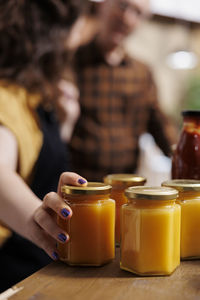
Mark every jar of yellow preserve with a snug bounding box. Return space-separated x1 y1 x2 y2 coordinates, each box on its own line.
57 182 115 266
104 174 146 245
120 186 180 276
162 179 200 260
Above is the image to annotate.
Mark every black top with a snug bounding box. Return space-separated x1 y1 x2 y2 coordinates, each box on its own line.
0 105 69 292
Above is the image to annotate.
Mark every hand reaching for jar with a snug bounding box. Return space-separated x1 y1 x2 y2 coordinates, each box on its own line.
0 152 87 260
29 172 87 260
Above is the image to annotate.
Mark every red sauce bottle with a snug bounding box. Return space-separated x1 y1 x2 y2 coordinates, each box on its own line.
172 111 200 179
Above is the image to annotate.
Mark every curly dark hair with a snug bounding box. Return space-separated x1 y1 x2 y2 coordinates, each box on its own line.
0 0 86 100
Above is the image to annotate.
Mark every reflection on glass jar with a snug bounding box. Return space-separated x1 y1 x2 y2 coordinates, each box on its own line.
162 179 200 260
172 110 200 179
57 182 115 266
120 186 180 276
103 174 146 246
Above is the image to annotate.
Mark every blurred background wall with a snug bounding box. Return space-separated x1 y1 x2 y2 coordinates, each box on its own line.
122 0 200 184
124 1 200 126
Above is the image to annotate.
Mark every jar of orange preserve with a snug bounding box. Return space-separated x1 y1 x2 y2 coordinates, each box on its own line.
104 174 146 245
162 179 200 260
120 186 180 276
57 182 115 266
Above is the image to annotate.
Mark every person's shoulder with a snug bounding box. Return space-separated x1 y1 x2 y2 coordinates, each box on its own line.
0 81 43 182
0 83 26 118
0 81 41 137
125 55 152 78
0 81 27 104
0 81 40 111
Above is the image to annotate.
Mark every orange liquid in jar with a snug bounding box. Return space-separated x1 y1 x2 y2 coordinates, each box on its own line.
162 180 200 260
57 193 115 266
178 191 200 259
110 188 127 245
120 187 180 276
104 174 146 245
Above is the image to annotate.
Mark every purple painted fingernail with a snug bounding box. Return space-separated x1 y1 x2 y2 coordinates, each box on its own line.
58 233 67 243
52 252 59 260
78 178 87 185
61 208 70 218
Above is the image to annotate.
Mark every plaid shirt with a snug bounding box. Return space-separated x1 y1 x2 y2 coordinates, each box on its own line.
69 41 177 181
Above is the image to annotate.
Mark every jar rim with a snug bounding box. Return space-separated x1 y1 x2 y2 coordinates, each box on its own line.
61 182 112 195
182 110 200 117
104 174 146 186
125 186 178 200
162 179 200 192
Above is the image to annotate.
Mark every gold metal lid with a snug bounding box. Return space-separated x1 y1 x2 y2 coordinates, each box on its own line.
61 182 112 195
103 174 146 187
125 186 178 200
162 179 200 192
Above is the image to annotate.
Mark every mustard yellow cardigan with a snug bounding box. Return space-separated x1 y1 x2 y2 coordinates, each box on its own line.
0 82 43 245
0 82 43 183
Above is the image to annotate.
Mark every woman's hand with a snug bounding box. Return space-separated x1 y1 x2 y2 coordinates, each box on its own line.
28 172 87 260
0 125 87 260
57 80 80 142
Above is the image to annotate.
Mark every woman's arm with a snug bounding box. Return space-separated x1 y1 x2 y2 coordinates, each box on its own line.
0 125 87 259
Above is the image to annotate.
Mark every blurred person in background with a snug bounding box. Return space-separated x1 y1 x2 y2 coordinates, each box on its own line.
0 0 89 292
69 0 178 181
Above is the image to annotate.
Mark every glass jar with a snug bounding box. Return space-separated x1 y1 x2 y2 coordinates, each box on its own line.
103 174 146 246
162 179 200 260
172 110 200 179
57 182 115 266
120 186 180 276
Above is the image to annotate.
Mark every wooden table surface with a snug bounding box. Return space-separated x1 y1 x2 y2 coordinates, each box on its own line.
9 249 200 300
